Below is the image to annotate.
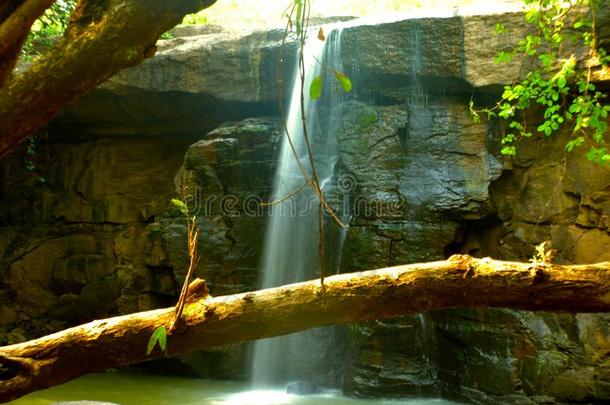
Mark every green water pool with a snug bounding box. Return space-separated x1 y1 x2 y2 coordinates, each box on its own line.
9 372 462 405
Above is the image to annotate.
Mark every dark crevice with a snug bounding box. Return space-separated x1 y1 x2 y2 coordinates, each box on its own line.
0 356 24 381
444 214 503 258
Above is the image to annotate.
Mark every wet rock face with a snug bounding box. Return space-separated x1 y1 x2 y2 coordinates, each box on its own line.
594 1 610 56
432 127 610 404
343 317 439 398
333 103 610 402
102 30 295 103
0 136 188 340
333 96 502 399
0 118 280 372
431 309 606 403
169 118 281 294
340 10 600 95
335 99 502 219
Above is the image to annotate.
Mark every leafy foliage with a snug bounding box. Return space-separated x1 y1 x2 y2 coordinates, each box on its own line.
146 325 168 355
168 194 202 333
470 0 610 165
22 0 76 59
309 69 352 100
171 198 190 215
24 137 37 173
181 13 209 26
22 137 46 184
306 27 353 101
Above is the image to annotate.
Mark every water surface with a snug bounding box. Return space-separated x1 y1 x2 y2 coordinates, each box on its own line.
10 372 462 405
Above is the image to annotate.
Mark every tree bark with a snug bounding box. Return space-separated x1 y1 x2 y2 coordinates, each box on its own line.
0 0 218 160
1 255 610 402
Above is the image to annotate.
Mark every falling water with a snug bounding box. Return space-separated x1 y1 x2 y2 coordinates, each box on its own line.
251 26 347 387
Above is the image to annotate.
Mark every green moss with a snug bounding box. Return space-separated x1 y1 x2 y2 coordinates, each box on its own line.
357 109 378 129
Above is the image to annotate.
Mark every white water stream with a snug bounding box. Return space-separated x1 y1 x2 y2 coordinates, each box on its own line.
251 25 347 387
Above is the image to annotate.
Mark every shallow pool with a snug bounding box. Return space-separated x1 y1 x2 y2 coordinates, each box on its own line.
9 372 463 405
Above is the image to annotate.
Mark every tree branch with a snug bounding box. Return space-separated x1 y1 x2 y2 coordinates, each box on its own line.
0 0 56 87
0 1 26 23
0 0 218 160
1 255 609 402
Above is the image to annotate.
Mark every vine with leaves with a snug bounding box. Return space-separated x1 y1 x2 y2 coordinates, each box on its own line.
470 0 610 165
146 196 202 356
270 0 352 293
147 0 356 355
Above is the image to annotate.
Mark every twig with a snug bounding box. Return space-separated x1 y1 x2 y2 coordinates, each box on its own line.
170 207 201 333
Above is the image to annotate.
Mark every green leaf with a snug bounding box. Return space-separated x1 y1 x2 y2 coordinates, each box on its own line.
587 146 609 164
171 198 189 215
334 71 352 93
147 326 168 355
501 146 517 156
310 75 323 100
557 76 566 89
509 121 523 130
566 137 585 152
494 51 513 64
494 23 507 34
569 103 581 114
468 100 480 123
502 133 516 144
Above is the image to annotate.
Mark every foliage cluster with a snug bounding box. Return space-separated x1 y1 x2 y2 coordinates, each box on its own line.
470 0 610 164
21 0 75 59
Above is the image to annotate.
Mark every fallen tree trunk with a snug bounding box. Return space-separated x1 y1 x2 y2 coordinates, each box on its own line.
1 254 610 402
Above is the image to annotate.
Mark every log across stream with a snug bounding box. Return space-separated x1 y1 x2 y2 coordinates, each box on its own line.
2 255 610 402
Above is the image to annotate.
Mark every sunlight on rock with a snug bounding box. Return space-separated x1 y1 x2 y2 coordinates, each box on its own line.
196 0 524 31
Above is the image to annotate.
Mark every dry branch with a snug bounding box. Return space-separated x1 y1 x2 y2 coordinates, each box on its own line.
1 255 610 402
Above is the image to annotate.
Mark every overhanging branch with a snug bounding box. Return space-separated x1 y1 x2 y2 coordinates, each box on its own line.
0 0 218 159
0 0 56 87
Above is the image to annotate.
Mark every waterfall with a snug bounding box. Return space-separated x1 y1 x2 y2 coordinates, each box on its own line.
251 26 347 387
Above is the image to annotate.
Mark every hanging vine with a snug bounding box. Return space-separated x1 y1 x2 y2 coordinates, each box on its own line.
270 0 352 293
